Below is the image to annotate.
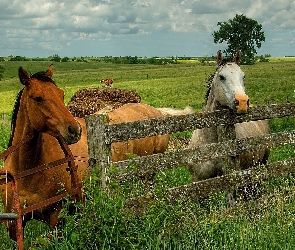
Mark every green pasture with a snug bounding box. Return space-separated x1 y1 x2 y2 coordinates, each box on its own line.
1 58 295 114
1 59 295 249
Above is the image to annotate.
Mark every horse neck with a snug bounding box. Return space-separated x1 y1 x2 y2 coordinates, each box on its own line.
197 86 222 144
204 86 222 112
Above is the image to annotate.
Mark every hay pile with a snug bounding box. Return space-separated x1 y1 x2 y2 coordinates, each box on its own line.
67 88 141 117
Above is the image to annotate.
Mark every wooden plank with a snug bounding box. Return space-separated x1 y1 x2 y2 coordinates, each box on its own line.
164 158 295 204
99 103 295 143
234 103 295 123
104 109 234 143
124 158 295 213
110 130 295 181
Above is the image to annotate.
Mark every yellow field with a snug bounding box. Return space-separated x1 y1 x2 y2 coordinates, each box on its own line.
269 57 295 62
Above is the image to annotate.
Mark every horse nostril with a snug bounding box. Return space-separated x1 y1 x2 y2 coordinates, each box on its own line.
68 125 77 138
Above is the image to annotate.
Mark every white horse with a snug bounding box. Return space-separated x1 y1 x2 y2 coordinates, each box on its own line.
188 51 270 199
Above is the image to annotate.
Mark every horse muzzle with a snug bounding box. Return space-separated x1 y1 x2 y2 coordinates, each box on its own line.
64 122 82 144
234 93 249 114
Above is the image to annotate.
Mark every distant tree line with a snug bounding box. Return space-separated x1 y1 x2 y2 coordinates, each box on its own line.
48 55 179 64
0 53 275 70
9 56 30 61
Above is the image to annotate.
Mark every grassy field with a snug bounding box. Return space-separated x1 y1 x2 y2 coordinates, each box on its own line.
1 59 295 249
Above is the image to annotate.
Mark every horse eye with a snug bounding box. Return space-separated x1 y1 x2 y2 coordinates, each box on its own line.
219 75 225 81
34 96 43 103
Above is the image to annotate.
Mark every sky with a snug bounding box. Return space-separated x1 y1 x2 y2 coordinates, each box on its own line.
0 0 294 58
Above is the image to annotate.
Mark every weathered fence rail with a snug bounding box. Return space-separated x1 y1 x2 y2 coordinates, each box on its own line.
99 103 295 142
85 103 295 212
165 158 295 204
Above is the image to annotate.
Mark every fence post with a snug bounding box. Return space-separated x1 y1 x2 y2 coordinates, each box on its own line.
85 113 111 190
217 123 240 170
217 123 240 206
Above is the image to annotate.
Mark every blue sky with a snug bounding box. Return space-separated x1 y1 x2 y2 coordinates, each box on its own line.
1 0 294 58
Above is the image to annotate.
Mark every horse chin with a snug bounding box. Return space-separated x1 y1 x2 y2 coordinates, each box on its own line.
236 107 248 115
63 135 79 145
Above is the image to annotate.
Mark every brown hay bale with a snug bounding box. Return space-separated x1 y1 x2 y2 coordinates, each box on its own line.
67 88 141 117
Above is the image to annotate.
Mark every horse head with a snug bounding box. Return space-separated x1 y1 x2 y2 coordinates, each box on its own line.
210 51 249 114
18 65 81 144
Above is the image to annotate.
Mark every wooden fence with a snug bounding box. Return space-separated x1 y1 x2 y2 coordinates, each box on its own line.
85 103 295 214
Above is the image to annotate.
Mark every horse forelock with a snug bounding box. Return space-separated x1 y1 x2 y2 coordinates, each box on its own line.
31 71 56 85
217 57 234 68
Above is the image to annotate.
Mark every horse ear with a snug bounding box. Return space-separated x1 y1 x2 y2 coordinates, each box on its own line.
45 64 54 78
234 51 242 65
216 50 223 65
19 67 31 86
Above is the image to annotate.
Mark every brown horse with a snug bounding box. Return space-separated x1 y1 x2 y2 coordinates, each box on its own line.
100 78 113 87
94 103 170 162
1 65 88 240
1 65 170 241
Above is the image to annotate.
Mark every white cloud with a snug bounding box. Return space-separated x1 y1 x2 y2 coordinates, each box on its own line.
39 41 62 51
0 0 295 56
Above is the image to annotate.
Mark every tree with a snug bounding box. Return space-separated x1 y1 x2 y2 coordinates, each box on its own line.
213 14 265 64
51 54 61 62
61 56 70 62
10 56 28 61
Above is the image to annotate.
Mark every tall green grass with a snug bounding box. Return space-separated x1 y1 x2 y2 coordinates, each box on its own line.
1 60 295 249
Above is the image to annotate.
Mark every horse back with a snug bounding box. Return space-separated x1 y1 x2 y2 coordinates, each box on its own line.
235 120 270 169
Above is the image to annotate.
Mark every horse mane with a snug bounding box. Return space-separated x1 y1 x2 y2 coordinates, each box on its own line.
7 70 56 147
8 88 24 147
204 73 214 105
